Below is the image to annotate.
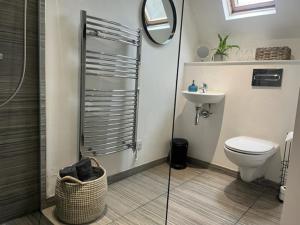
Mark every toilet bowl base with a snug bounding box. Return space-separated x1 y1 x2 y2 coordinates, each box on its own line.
239 164 267 182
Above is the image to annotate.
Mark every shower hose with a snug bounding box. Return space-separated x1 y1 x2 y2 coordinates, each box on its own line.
0 0 27 108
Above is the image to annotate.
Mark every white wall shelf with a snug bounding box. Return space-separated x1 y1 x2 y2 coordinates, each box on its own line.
185 60 300 66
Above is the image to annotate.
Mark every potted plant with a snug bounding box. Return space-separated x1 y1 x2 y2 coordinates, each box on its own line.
213 34 240 61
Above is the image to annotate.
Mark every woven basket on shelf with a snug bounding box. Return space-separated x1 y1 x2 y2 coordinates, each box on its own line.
55 157 107 225
255 47 291 60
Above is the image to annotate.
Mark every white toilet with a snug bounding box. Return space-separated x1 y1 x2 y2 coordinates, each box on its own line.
224 136 278 182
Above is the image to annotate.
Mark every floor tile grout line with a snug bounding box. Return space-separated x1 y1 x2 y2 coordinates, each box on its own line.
108 165 273 225
109 189 169 224
109 168 205 224
141 166 203 188
112 167 241 224
233 190 265 225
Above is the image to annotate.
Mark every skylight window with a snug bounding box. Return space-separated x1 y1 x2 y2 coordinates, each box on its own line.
222 0 276 20
145 0 169 26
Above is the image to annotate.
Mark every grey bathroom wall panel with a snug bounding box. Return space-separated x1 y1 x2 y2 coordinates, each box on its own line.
0 0 40 223
0 1 38 46
39 0 47 209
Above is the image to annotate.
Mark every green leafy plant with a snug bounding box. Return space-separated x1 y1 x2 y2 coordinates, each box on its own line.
214 34 240 56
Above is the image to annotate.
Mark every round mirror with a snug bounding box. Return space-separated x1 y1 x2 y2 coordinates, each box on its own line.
142 0 177 45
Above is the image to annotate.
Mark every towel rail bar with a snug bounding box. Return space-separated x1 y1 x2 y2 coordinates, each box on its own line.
86 50 138 61
86 15 139 33
85 121 134 128
85 134 133 144
86 25 139 43
86 61 137 71
85 99 136 103
86 72 137 79
86 89 136 93
85 94 136 98
86 137 133 147
86 56 138 66
85 123 134 131
86 144 133 156
86 66 138 75
86 30 139 46
85 130 133 139
85 112 134 119
85 102 136 107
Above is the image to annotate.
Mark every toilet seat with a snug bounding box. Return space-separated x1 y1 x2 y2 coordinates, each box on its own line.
225 136 276 155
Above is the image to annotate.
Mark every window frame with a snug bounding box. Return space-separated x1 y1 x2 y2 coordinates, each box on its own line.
222 0 276 20
230 0 275 13
145 8 169 26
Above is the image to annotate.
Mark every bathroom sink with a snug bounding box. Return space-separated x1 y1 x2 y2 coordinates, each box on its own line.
182 90 225 106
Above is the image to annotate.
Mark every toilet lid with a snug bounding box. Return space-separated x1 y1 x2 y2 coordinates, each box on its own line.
225 136 276 155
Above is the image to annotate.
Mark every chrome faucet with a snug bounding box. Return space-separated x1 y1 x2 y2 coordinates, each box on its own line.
199 83 208 93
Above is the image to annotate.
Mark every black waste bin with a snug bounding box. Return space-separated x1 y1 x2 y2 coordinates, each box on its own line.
170 138 188 170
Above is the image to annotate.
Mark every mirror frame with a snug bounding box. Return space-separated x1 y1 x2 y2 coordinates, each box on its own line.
141 0 177 45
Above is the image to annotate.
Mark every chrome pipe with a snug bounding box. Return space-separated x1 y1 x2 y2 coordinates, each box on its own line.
86 61 137 71
86 50 138 61
85 112 135 118
86 25 139 42
86 143 133 155
86 55 138 66
86 72 137 79
85 99 136 103
86 30 139 46
85 108 135 113
86 89 136 93
86 137 132 147
85 95 136 98
85 131 133 139
85 103 136 108
86 66 138 75
85 117 134 123
86 15 139 33
85 121 134 128
86 122 134 130
85 134 133 144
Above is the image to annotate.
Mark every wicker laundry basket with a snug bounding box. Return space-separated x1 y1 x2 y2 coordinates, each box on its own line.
55 157 107 224
255 47 291 60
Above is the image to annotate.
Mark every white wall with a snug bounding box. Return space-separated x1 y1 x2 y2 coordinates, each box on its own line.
175 0 199 118
188 0 300 61
175 62 300 182
280 90 300 225
45 0 182 197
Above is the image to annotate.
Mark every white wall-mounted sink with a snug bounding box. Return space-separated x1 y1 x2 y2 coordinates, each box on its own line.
182 90 225 107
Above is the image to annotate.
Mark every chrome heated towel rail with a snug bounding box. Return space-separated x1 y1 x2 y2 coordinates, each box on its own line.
79 10 142 156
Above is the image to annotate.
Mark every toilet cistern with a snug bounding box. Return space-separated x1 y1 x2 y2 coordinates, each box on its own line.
182 86 225 124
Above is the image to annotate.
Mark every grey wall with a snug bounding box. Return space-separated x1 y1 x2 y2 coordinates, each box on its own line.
0 0 40 223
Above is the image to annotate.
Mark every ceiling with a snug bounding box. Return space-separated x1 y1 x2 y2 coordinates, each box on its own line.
188 0 300 42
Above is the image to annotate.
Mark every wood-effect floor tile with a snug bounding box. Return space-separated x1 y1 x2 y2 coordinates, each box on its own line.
168 186 244 224
142 163 204 189
237 211 280 225
237 190 282 225
111 207 165 225
42 206 116 225
1 212 51 225
106 173 165 217
41 163 282 225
